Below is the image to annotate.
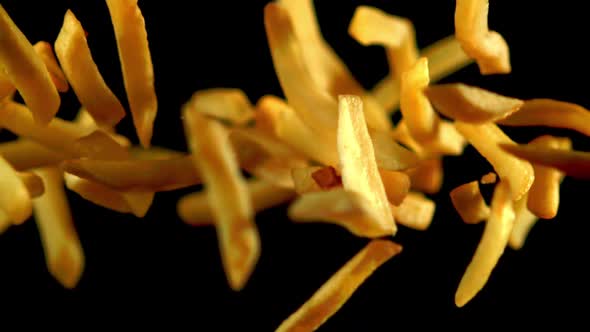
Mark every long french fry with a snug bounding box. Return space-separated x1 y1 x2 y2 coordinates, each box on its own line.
106 0 157 147
276 240 402 332
33 41 69 92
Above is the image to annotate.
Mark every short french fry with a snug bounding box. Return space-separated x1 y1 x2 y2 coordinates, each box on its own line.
391 192 436 231
450 181 490 224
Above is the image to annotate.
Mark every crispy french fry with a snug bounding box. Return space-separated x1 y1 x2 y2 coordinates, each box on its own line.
183 105 259 291
338 95 395 236
454 0 510 74
407 158 444 195
55 10 126 128
106 0 157 147
18 172 45 198
0 155 32 224
450 181 490 224
379 169 410 206
392 192 436 231
455 181 515 307
0 139 67 171
188 88 254 126
61 155 200 192
33 41 69 92
497 99 590 137
178 179 295 226
33 168 84 289
64 173 132 214
508 195 539 250
480 172 497 184
455 122 535 201
425 83 523 123
291 166 323 194
0 5 60 124
276 240 402 332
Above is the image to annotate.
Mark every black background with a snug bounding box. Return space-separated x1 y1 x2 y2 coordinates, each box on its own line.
0 0 589 330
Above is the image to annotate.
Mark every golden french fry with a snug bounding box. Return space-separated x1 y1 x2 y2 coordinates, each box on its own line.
370 129 420 171
18 172 45 198
120 190 154 218
61 155 199 192
178 179 295 226
73 108 131 147
480 172 497 184
379 169 410 206
291 166 323 194
188 88 254 126
106 0 157 147
338 95 395 236
276 240 402 332
455 122 535 201
55 10 126 128
33 168 84 289
129 146 185 160
407 158 444 195
0 139 67 171
0 155 33 224
183 105 259 291
0 74 15 100
526 136 571 219
74 130 130 160
425 83 523 123
508 195 539 250
0 210 10 235
450 181 490 224
0 5 60 124
497 99 590 137
454 0 511 74
455 181 515 307
64 173 132 214
391 192 436 231
33 41 69 92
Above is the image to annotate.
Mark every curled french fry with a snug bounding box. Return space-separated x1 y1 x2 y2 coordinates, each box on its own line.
480 172 497 184
497 99 590 137
106 0 157 147
0 5 60 124
177 179 295 226
33 168 84 289
450 181 490 224
55 10 126 128
455 181 515 307
391 192 435 231
276 240 402 332
508 195 539 250
33 41 69 93
0 155 33 224
18 172 45 198
188 88 254 126
455 122 535 201
454 0 511 74
425 83 523 123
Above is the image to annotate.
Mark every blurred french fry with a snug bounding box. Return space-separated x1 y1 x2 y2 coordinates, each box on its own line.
276 240 402 332
454 0 510 74
34 168 84 289
64 173 132 214
106 0 157 147
188 88 254 126
392 192 436 231
455 122 534 201
62 155 199 192
379 169 410 206
178 179 295 226
18 172 45 198
0 155 33 224
183 105 259 291
407 158 443 195
497 99 590 137
450 181 490 224
55 10 126 128
0 5 60 124
0 139 67 171
455 181 515 307
291 166 323 194
120 190 154 218
370 129 420 171
0 210 10 235
425 83 523 123
508 195 539 250
338 95 395 236
480 172 497 184
33 41 69 92
311 166 341 190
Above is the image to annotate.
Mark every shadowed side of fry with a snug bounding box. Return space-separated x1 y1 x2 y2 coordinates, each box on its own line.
276 240 402 332
0 5 60 124
0 156 33 224
34 168 84 289
18 172 45 198
106 0 157 147
455 181 515 307
450 181 490 224
33 41 69 92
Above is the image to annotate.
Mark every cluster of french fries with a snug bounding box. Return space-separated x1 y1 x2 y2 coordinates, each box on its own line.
1 0 589 330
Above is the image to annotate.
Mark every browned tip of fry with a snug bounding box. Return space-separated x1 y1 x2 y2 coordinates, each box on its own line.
48 239 85 289
311 166 341 189
425 83 523 123
19 172 45 198
33 41 69 93
450 181 490 224
480 172 497 184
499 143 590 180
508 195 539 250
276 239 401 332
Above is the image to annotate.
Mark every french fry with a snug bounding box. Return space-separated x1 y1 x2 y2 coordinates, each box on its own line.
480 172 497 184
18 172 45 198
370 129 420 171
0 155 33 224
0 139 67 171
425 83 523 123
291 166 323 194
0 5 60 124
455 122 535 201
33 41 69 92
508 195 539 250
407 158 444 195
106 0 157 147
55 10 126 128
379 169 410 206
0 210 10 235
497 99 590 137
338 95 395 236
178 179 295 226
455 181 515 307
276 240 402 332
64 173 132 214
33 167 84 289
450 181 490 224
183 105 259 291
392 192 436 231
454 0 511 74
188 88 254 126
